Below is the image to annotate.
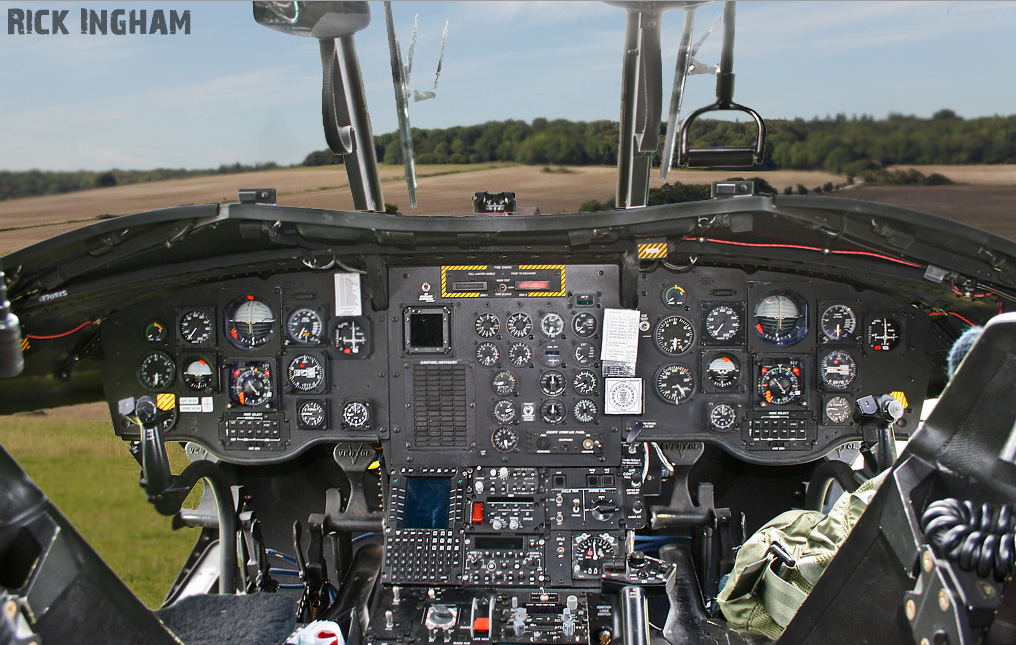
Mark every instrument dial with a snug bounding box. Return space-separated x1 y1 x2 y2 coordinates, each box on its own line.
506 312 533 338
341 401 370 429
706 354 741 389
491 427 519 453
573 399 597 424
572 312 597 338
286 308 324 345
145 321 167 343
754 291 808 346
287 354 325 392
507 342 533 367
709 403 737 431
705 305 742 342
333 319 368 356
540 312 565 338
229 364 273 407
540 399 567 424
181 357 214 391
475 313 500 339
655 364 695 404
866 317 901 351
820 305 857 341
475 342 500 367
179 310 212 345
758 364 803 405
540 342 563 368
825 396 853 424
655 316 695 355
138 351 176 390
819 350 857 389
492 399 519 424
573 369 598 396
492 370 517 396
225 296 276 349
298 400 327 429
540 371 566 396
574 533 616 577
662 285 687 308
573 342 596 366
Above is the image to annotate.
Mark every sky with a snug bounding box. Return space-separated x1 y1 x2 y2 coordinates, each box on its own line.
1 0 1014 171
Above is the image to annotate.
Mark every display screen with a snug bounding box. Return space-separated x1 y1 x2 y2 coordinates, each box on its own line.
408 310 447 349
474 536 524 551
403 477 452 529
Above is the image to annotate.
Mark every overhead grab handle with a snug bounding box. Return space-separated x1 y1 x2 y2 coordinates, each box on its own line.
677 2 766 168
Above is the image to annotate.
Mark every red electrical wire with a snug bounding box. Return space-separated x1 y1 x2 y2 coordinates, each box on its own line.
681 237 924 269
26 321 93 340
929 311 977 327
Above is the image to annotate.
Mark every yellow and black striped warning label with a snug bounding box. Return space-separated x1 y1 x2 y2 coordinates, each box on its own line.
638 240 668 259
156 393 176 411
440 265 566 298
890 391 908 409
441 265 487 298
20 338 29 351
518 265 566 297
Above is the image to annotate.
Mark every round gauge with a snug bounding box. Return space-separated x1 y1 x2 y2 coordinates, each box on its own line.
572 313 597 338
825 396 853 424
540 399 567 424
662 285 687 308
574 342 596 366
506 312 533 338
655 364 695 404
753 291 808 346
655 316 695 356
181 357 214 391
287 354 325 392
179 310 212 345
866 317 901 351
492 370 517 396
709 403 737 431
573 369 598 396
476 342 500 367
820 305 857 341
230 365 273 407
491 427 519 453
706 354 741 389
492 399 519 424
507 342 533 367
138 351 176 390
705 305 742 342
145 321 167 343
342 401 370 429
540 312 565 338
333 319 368 356
541 343 563 368
298 400 327 429
540 371 566 396
574 533 616 576
573 399 598 424
820 350 857 389
225 296 276 349
286 308 323 345
758 365 803 405
475 313 500 339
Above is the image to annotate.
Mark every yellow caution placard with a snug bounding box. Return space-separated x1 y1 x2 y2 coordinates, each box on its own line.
638 239 668 259
20 338 30 351
890 391 908 409
156 393 176 411
441 265 566 298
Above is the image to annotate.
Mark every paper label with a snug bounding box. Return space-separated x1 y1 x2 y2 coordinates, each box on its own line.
334 273 363 317
601 308 641 377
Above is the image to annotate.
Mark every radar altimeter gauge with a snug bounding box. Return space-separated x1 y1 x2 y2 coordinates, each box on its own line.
286 308 324 345
491 427 519 453
224 296 276 349
138 351 176 390
753 290 808 346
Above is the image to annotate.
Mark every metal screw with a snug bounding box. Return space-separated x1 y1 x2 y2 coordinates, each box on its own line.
922 550 934 572
4 601 15 619
905 599 916 620
938 589 950 611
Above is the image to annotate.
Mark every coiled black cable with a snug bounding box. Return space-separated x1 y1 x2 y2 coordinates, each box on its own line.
921 498 1015 582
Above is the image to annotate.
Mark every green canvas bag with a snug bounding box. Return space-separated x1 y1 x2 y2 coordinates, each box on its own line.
717 470 888 640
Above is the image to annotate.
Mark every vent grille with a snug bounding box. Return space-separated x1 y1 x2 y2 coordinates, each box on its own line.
413 364 468 447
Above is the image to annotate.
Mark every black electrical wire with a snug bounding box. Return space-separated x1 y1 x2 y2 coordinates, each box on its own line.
921 498 1016 582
